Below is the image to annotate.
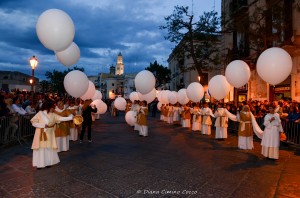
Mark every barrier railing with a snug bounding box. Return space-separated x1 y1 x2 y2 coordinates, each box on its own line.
227 116 299 146
0 114 35 146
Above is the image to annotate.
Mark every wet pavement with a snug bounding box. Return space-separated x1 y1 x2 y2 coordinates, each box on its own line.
0 112 300 198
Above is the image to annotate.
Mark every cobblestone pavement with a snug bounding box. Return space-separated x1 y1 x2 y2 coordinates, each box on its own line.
0 112 300 198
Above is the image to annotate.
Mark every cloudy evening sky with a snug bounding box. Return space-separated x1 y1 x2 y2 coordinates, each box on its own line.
0 0 221 80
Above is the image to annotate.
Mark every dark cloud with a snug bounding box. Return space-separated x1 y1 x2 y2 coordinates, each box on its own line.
0 0 221 80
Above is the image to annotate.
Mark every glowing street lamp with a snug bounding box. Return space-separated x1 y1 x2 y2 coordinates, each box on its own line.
29 56 38 92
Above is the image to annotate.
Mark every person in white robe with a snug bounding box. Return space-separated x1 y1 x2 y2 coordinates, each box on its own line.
167 104 174 124
192 103 202 132
138 101 149 136
214 103 228 139
132 100 141 131
261 105 283 159
68 101 78 141
225 104 263 150
172 103 181 124
54 101 72 152
181 105 191 128
31 101 73 169
201 103 215 135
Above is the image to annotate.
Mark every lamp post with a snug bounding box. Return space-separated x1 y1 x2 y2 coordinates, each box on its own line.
29 56 38 92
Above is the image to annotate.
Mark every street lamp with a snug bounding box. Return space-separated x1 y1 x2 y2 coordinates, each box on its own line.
29 56 38 92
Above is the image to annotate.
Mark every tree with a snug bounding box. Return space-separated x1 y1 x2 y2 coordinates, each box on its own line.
39 80 51 93
223 1 293 67
145 61 171 88
45 66 84 95
160 6 221 76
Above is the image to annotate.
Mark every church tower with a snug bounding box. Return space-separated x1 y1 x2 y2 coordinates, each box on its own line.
115 52 124 75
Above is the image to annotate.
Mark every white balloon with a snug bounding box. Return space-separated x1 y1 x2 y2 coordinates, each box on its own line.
171 91 178 101
208 75 230 100
55 42 80 67
114 97 127 111
186 82 204 102
92 99 107 114
92 90 102 101
177 89 189 105
129 92 139 102
125 111 136 126
36 9 75 51
225 60 251 88
135 70 156 94
161 90 171 104
140 88 156 103
257 47 293 85
157 102 162 111
157 91 163 102
64 70 89 98
168 92 178 104
81 81 96 101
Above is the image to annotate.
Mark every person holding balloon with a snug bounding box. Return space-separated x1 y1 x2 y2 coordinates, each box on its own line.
31 100 73 169
201 102 215 135
138 101 149 137
191 103 202 132
261 105 283 159
54 101 72 152
214 103 228 140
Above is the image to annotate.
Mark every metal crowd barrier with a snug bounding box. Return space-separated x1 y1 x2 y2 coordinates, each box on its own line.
227 116 299 146
0 114 35 146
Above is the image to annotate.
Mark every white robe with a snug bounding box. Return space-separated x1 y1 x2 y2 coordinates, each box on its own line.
261 113 282 159
201 107 215 135
31 111 73 168
214 108 228 139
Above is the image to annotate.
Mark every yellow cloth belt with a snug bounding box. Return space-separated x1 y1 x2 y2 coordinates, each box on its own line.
240 121 251 131
39 128 47 141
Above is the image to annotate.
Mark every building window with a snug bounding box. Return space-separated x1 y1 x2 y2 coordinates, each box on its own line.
112 83 114 86
3 76 8 80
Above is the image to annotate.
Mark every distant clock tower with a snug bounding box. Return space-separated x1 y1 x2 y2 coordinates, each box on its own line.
115 52 124 75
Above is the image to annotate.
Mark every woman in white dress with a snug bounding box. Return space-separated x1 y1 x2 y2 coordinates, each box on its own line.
172 103 181 125
31 101 73 169
54 101 72 152
261 105 283 159
138 101 149 136
201 103 215 135
214 103 228 139
68 100 78 141
192 103 202 132
167 104 174 124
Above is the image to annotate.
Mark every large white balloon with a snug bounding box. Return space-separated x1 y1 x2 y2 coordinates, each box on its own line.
135 70 156 94
225 60 250 88
168 92 178 104
157 102 162 111
36 9 75 51
140 88 156 103
92 99 107 114
114 97 127 111
208 75 230 100
186 82 204 102
81 81 96 101
129 92 139 102
161 90 171 104
55 42 80 67
125 111 136 126
92 90 102 101
64 70 89 98
177 89 189 105
257 47 293 85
